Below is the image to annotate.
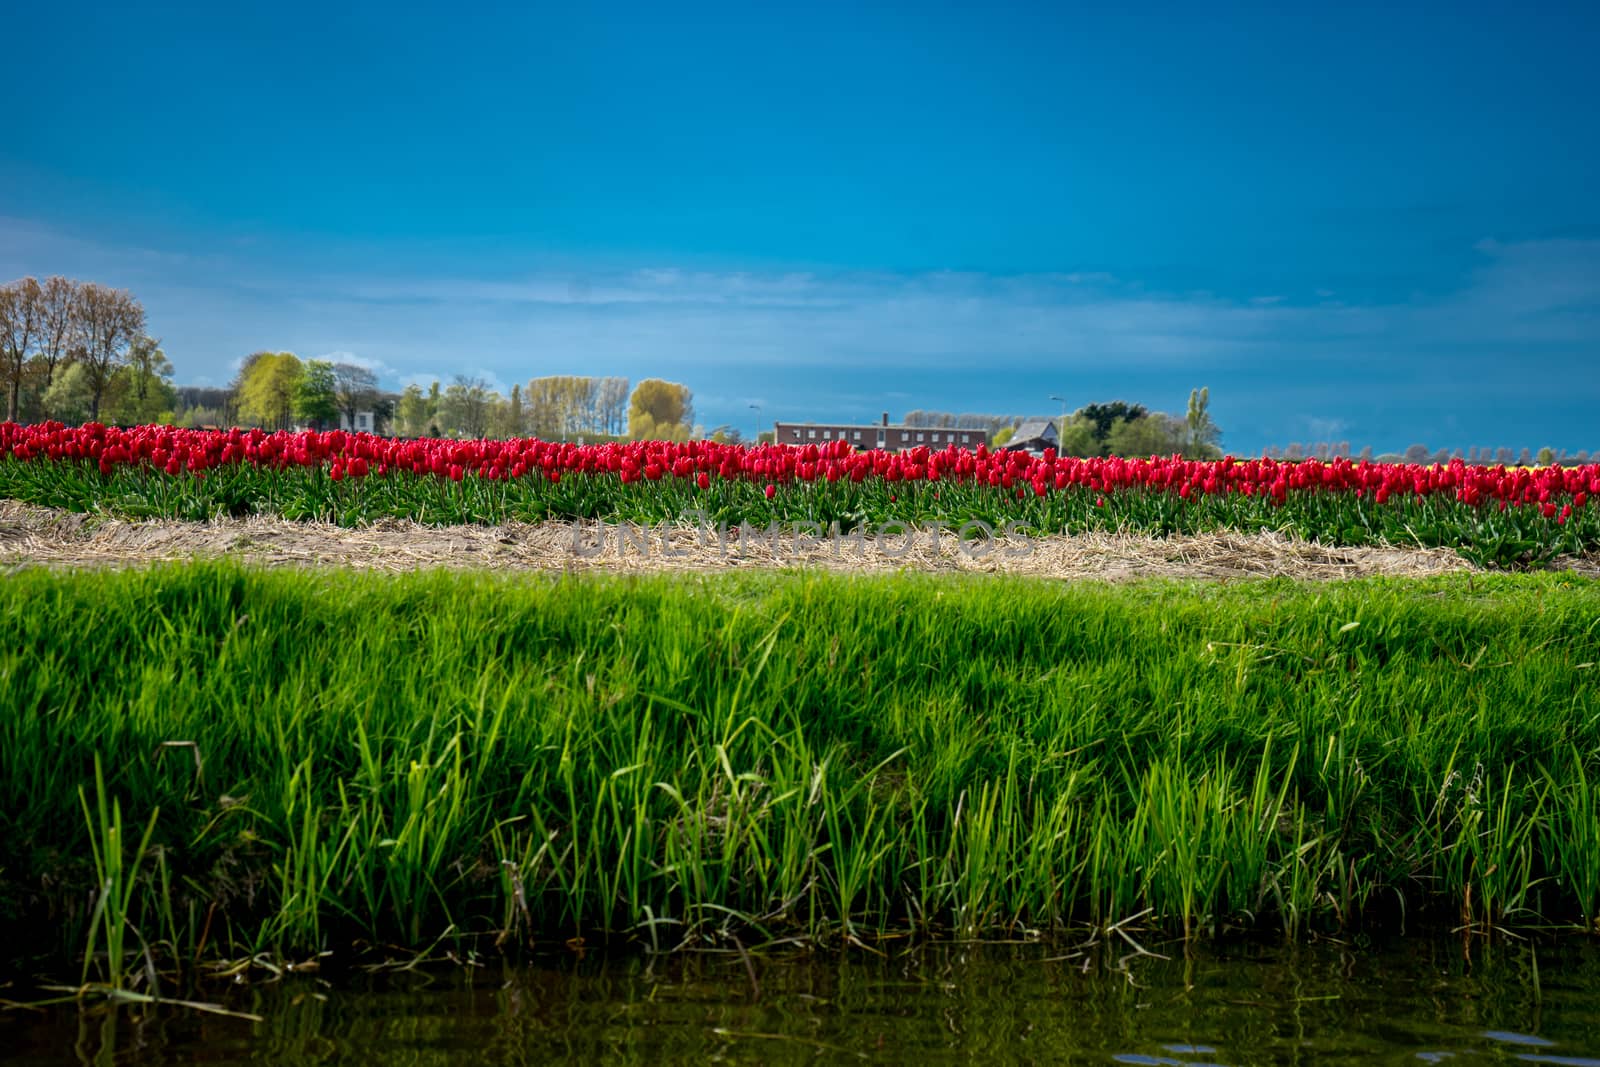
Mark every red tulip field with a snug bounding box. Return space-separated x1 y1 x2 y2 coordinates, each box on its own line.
3 421 1597 567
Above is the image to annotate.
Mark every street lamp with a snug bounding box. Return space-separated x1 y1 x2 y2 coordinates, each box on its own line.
1049 395 1070 428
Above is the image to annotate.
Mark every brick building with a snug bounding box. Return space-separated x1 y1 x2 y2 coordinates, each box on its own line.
773 413 989 452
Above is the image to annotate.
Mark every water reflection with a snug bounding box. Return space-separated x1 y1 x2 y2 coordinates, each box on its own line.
4 939 1599 1064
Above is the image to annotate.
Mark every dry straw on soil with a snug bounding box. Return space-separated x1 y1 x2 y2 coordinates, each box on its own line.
6 499 1581 580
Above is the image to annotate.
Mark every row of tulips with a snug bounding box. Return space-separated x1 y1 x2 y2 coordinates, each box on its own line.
2 421 1597 566
7 421 1599 506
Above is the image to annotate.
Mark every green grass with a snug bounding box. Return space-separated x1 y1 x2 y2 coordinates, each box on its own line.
1 564 1598 978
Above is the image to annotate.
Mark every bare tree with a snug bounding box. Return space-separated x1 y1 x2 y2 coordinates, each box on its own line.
598 377 630 435
1 277 43 421
35 276 81 399
75 283 145 422
332 362 379 430
441 375 493 439
1183 387 1222 459
568 376 599 435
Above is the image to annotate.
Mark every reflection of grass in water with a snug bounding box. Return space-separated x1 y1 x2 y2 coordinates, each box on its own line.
1544 749 1600 933
0 564 1597 979
78 754 159 989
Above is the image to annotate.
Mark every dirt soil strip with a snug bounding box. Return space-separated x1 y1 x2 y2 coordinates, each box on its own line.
14 499 1589 581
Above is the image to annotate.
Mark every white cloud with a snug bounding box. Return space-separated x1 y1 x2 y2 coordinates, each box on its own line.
1304 416 1349 440
313 350 398 378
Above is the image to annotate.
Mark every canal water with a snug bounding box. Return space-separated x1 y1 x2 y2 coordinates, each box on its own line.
5 938 1599 1064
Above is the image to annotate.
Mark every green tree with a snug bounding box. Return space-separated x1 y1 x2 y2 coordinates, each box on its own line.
103 336 177 424
295 360 339 429
1075 401 1148 455
42 361 94 424
628 379 693 441
114 335 176 423
1055 416 1101 457
1106 413 1186 457
396 383 431 436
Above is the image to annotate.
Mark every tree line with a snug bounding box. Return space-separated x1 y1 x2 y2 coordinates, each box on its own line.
224 352 698 443
907 390 1224 460
389 375 637 439
227 351 383 431
1 276 173 425
903 411 1026 436
1264 441 1595 467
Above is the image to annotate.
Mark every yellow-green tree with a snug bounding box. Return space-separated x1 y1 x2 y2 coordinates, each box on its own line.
628 379 693 441
395 383 432 436
42 362 93 423
235 351 304 429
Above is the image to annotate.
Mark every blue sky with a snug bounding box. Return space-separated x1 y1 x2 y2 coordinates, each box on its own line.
3 1 1598 454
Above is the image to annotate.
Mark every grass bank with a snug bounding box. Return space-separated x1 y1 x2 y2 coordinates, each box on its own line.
1 565 1598 979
